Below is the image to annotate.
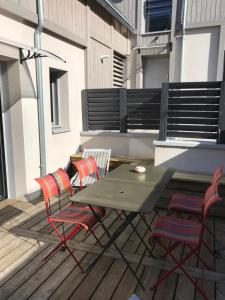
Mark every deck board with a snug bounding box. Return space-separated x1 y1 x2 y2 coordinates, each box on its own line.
1 178 225 299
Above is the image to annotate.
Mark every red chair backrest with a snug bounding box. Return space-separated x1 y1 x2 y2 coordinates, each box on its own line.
211 165 223 185
72 156 99 189
203 182 221 218
35 168 72 214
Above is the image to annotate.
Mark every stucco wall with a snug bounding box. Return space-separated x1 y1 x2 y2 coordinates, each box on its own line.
80 131 158 159
0 15 85 199
181 27 220 81
143 56 169 88
154 141 225 174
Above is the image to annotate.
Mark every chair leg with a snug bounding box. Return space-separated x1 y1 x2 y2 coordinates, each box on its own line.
150 239 209 300
89 227 103 247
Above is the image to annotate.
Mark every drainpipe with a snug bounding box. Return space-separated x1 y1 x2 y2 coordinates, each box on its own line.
34 0 46 176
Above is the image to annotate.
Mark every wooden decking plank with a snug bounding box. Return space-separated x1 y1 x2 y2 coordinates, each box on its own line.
215 217 225 300
48 253 96 300
195 217 215 300
0 238 39 273
91 215 151 300
70 257 114 300
7 246 72 300
27 250 87 300
0 242 46 286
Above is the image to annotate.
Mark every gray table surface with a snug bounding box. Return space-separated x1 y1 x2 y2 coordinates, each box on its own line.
70 164 175 213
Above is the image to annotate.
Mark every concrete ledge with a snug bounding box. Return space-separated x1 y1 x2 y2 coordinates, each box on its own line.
80 130 159 159
154 140 225 150
154 139 225 174
81 130 158 138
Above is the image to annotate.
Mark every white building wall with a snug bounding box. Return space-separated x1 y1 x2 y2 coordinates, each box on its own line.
181 27 220 81
143 56 169 88
0 15 85 199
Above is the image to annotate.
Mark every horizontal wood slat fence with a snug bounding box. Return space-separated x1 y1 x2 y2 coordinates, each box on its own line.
82 88 161 132
81 82 225 143
159 81 224 142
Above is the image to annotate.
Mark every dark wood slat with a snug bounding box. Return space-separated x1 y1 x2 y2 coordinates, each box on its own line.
127 88 161 93
167 117 218 125
127 93 161 98
127 98 161 103
168 111 219 118
88 92 120 98
167 130 218 139
169 81 221 89
167 124 218 132
88 98 120 103
88 107 120 112
89 116 120 121
87 88 120 93
89 121 120 126
169 97 220 104
128 112 160 118
128 108 160 113
128 119 160 124
88 112 120 117
88 103 120 108
128 124 159 129
169 89 220 97
168 104 219 111
127 103 160 108
89 125 120 130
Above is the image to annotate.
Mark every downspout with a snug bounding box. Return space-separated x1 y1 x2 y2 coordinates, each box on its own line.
180 0 188 81
34 0 46 176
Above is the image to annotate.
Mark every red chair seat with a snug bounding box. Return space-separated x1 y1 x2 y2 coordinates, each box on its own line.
50 203 105 230
151 216 202 246
169 193 202 214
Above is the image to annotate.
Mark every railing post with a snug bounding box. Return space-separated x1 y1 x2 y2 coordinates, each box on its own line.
218 81 225 144
159 82 169 141
81 89 89 131
120 88 127 133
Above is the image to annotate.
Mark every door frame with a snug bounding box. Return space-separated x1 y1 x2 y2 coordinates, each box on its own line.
0 64 7 200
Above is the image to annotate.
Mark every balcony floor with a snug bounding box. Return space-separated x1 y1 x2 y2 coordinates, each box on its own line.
1 178 225 300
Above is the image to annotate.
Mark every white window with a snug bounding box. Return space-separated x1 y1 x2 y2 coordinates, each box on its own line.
49 68 70 133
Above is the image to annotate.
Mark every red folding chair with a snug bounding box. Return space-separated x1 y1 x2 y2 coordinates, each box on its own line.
148 182 221 300
73 156 122 219
35 167 105 272
168 165 223 236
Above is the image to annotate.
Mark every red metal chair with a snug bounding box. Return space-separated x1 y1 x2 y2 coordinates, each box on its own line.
72 156 99 191
168 165 223 236
148 182 221 300
35 167 105 272
73 156 122 219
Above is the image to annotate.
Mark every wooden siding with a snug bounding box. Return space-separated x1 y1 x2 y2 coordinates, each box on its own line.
141 32 171 47
186 0 225 26
88 38 112 88
8 0 36 12
110 0 137 28
89 1 112 43
44 0 87 40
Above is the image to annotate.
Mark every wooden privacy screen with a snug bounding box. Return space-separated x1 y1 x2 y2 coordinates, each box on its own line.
82 88 161 132
159 81 222 141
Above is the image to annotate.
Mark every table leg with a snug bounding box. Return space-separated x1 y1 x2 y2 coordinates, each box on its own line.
86 205 145 290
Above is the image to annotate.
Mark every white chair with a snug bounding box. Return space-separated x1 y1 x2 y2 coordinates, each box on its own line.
71 148 111 187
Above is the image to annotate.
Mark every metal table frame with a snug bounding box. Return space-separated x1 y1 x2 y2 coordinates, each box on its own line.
70 164 175 289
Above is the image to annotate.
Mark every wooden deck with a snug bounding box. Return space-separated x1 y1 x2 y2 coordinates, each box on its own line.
1 178 225 300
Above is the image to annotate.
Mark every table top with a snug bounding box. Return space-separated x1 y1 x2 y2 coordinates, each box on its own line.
70 164 175 213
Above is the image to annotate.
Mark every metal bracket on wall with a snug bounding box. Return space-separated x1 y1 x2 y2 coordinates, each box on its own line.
19 48 47 63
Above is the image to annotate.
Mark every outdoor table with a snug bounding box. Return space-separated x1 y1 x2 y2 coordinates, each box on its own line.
70 164 175 289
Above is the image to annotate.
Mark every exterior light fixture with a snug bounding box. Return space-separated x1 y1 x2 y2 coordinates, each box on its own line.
100 54 109 63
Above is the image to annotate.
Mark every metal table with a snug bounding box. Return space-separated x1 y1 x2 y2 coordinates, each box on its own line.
70 164 175 289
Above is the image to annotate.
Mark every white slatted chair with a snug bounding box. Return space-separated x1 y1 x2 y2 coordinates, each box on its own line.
71 148 111 187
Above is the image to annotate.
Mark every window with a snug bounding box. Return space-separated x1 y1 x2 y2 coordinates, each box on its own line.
49 68 70 133
145 0 172 32
113 52 126 87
